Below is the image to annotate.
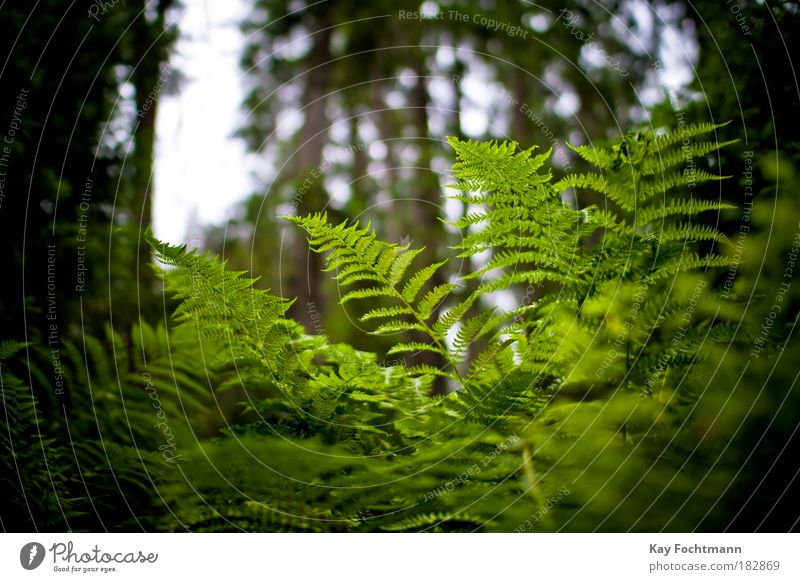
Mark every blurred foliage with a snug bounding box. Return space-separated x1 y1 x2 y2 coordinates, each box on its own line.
210 0 685 343
8 126 797 531
0 322 213 530
2 0 799 534
1 2 181 531
0 1 179 341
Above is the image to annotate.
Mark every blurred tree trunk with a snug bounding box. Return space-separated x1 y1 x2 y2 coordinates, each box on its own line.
130 0 174 314
410 57 448 394
288 17 332 331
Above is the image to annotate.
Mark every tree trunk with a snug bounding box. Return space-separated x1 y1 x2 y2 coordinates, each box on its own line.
287 17 332 331
130 0 173 317
410 57 449 394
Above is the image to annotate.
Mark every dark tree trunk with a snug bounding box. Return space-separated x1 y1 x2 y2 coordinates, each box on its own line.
287 18 332 331
130 0 173 318
410 57 449 394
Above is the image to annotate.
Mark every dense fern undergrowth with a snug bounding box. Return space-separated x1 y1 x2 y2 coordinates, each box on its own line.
3 123 798 532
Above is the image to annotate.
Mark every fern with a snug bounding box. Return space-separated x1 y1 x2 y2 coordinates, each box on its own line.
6 121 756 533
147 232 299 375
285 214 462 381
166 123 776 532
3 106 782 536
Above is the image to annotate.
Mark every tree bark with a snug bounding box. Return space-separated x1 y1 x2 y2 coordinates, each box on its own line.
130 0 173 315
287 16 332 331
410 56 449 394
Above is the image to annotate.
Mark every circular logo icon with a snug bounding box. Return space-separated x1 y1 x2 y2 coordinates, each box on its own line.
20 542 46 570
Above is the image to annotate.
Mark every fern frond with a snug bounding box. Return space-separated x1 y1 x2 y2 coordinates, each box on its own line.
360 306 415 321
555 172 632 210
402 260 448 303
147 230 301 390
651 253 735 280
451 310 497 359
379 512 485 532
634 199 736 225
386 342 450 357
433 296 477 341
372 320 426 334
639 168 726 199
650 223 732 245
286 213 462 379
404 365 459 381
446 137 551 198
417 284 459 319
566 142 618 169
652 121 731 149
641 139 738 175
